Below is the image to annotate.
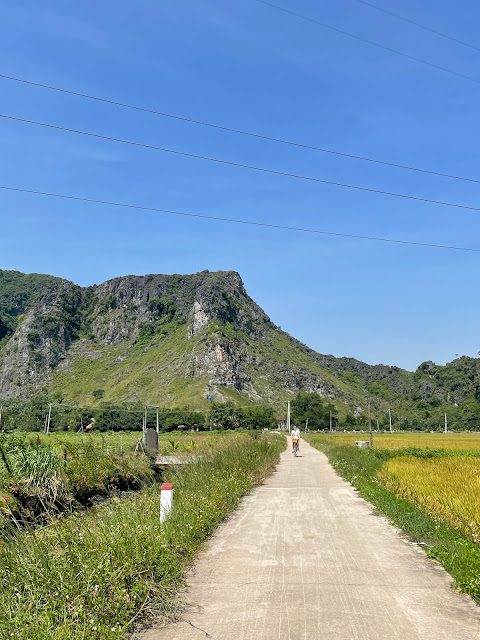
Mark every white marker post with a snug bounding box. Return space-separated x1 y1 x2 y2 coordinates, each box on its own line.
160 483 174 523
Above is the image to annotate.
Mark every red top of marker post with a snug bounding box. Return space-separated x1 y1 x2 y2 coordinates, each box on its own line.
161 483 173 491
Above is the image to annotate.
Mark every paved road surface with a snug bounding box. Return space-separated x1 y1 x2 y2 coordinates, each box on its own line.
139 439 480 640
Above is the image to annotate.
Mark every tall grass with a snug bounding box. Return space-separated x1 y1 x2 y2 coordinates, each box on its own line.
0 433 285 639
0 434 154 529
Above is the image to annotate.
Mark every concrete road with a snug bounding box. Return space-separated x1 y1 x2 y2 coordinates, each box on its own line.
139 439 480 640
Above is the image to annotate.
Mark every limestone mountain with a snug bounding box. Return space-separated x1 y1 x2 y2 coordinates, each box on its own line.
0 270 358 411
0 268 479 428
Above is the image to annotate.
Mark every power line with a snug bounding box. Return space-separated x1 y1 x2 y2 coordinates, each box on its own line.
353 0 480 54
0 72 478 185
1 183 479 253
38 402 158 415
37 402 144 415
254 0 480 85
3 112 480 213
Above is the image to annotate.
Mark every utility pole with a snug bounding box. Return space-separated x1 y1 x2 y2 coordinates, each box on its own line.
305 418 308 433
143 405 148 433
146 405 160 434
389 408 392 433
368 400 373 448
46 404 52 434
329 410 333 440
287 401 291 432
445 413 448 433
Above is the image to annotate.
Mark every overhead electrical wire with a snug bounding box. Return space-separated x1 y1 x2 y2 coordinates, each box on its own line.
2 113 480 214
353 0 480 54
0 73 478 185
1 184 479 253
35 402 160 415
254 0 480 85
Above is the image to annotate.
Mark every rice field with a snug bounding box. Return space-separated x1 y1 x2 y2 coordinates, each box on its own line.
378 456 480 543
317 431 480 452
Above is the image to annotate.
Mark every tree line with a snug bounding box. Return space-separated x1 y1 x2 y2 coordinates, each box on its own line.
0 395 276 432
1 391 475 433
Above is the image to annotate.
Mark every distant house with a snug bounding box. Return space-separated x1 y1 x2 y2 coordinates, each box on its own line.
276 416 287 430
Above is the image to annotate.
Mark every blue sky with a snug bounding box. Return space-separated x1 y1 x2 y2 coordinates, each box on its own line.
1 0 480 370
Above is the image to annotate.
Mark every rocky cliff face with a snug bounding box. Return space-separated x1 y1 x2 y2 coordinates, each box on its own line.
83 270 269 345
0 280 81 396
0 271 264 393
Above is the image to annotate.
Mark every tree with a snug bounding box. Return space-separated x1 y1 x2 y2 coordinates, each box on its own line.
291 391 337 430
206 402 276 430
206 401 241 430
240 406 276 430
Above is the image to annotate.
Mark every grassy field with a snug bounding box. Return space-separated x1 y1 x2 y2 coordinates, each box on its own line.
305 433 480 603
316 431 480 451
0 431 255 529
0 432 285 639
27 430 235 454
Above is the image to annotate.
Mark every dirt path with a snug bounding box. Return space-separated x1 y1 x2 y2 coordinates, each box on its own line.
138 439 480 640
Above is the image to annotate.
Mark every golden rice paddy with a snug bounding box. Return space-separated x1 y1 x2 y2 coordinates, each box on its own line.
323 431 480 452
378 456 480 542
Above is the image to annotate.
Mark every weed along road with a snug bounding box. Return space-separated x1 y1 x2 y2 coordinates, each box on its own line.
139 440 480 640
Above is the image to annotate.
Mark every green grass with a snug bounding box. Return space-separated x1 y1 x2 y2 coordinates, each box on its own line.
0 432 286 639
214 385 256 407
305 434 480 603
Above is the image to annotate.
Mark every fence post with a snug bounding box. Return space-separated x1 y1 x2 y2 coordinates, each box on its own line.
160 483 174 522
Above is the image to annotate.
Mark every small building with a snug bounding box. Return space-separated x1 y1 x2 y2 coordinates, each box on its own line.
276 416 287 430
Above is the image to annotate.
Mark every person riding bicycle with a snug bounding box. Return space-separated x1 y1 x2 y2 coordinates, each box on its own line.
291 425 300 455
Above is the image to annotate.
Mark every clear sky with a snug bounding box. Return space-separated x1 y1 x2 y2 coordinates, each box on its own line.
1 0 480 371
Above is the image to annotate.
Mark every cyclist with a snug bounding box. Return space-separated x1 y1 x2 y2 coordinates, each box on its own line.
291 425 301 456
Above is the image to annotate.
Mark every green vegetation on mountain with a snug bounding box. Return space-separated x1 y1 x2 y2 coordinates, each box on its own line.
0 270 62 348
50 321 206 407
0 270 61 322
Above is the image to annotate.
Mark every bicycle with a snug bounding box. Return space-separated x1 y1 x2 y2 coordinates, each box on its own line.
293 439 299 457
